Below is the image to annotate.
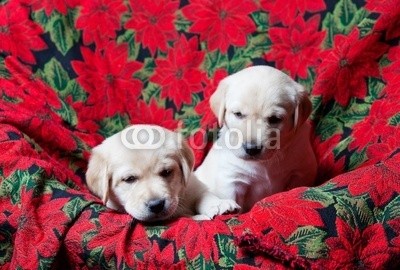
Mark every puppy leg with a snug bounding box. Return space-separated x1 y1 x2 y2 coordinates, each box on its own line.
183 174 240 220
196 191 240 219
215 180 249 211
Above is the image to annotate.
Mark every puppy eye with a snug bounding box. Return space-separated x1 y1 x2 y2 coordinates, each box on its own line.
123 176 138 183
267 116 282 125
159 169 173 178
233 111 245 119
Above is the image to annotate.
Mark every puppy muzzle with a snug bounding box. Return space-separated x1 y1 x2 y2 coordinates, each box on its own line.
146 198 166 214
242 143 263 157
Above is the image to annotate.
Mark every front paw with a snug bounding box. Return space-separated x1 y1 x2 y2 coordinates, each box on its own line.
191 214 211 220
198 198 241 219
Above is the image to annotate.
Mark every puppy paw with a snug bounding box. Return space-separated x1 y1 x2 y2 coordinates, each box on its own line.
191 214 212 221
199 198 241 219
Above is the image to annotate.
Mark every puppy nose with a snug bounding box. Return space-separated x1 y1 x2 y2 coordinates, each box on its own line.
147 199 165 214
243 143 262 156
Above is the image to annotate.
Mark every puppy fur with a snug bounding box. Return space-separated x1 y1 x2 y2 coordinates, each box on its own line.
86 124 239 222
195 66 317 212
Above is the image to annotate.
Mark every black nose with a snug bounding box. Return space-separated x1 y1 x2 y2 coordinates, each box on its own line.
147 199 165 214
243 144 262 156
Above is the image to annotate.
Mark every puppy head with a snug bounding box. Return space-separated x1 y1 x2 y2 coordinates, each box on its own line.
86 125 194 222
210 66 312 159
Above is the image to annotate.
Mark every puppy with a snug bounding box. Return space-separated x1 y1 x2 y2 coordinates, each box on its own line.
195 66 317 212
86 124 239 222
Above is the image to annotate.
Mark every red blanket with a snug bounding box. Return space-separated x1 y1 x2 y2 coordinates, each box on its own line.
1 0 400 268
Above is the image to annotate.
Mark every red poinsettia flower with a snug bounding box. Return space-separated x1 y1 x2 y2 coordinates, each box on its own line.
260 0 326 26
383 46 400 98
140 242 180 269
0 77 20 101
324 220 390 269
313 29 389 107
68 98 109 154
0 129 50 177
13 193 73 267
131 99 180 130
195 69 228 128
365 130 400 166
265 15 325 79
350 99 400 150
162 218 230 261
0 1 47 64
20 0 79 16
66 209 98 237
248 192 324 238
150 35 206 109
348 158 400 206
87 213 148 267
366 0 400 40
75 0 127 48
125 0 179 55
0 58 77 157
2 102 77 154
72 42 143 120
67 98 103 145
182 0 257 53
4 56 61 108
385 152 400 175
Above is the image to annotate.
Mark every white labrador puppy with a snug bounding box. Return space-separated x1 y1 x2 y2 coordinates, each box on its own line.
86 124 239 222
195 66 317 212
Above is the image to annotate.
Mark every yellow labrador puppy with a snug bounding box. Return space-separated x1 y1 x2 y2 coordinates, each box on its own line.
86 124 239 222
195 66 317 212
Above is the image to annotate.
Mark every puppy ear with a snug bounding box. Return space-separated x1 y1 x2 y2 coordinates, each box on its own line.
210 78 229 127
86 148 110 204
293 83 312 131
179 140 195 186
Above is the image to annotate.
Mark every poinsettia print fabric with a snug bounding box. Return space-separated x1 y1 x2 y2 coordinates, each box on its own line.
1 0 400 269
125 0 179 56
265 14 326 79
0 1 47 64
182 0 258 53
